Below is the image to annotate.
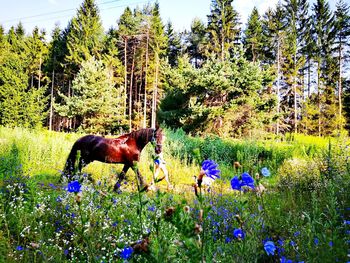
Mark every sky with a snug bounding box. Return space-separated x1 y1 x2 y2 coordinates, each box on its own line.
0 0 337 37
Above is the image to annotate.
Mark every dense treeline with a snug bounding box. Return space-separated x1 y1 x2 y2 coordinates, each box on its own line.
0 0 349 137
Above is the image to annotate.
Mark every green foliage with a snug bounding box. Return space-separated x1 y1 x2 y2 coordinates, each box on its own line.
244 7 264 62
207 0 241 61
165 21 182 67
65 0 104 70
160 54 275 137
0 39 47 128
186 18 208 68
56 57 124 133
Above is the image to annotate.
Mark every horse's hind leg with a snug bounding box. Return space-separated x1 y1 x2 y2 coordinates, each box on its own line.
113 165 129 192
132 163 147 191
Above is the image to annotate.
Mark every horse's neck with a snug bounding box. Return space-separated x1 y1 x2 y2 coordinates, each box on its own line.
136 129 152 150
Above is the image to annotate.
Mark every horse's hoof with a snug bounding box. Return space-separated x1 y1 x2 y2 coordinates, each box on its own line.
113 182 121 192
155 176 165 183
148 184 157 191
139 184 149 193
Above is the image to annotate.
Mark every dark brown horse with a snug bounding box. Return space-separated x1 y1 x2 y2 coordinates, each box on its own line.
63 128 163 191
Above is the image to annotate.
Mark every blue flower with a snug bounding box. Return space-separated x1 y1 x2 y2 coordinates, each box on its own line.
294 231 300 237
241 172 255 189
16 245 24 251
230 176 241 190
314 238 319 246
148 205 156 212
281 257 293 263
230 173 255 191
201 160 220 180
120 246 133 260
66 181 81 193
261 167 271 177
233 228 245 239
264 241 276 256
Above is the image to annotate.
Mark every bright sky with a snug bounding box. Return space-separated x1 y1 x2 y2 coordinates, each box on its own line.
0 0 337 36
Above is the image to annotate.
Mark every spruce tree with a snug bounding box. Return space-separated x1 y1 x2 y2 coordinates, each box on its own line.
244 7 264 62
186 18 207 67
262 4 287 134
149 2 167 128
282 0 309 133
207 0 241 61
65 0 104 71
334 0 350 129
56 57 123 133
0 30 47 128
165 21 182 67
0 25 4 42
312 0 337 135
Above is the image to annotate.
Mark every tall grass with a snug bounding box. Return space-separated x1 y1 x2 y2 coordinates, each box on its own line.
0 127 349 262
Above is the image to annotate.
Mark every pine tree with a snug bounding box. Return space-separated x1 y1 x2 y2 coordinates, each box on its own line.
56 57 123 133
0 29 47 128
312 0 336 135
0 25 4 42
27 27 49 89
207 0 241 61
186 18 207 67
244 7 264 62
262 4 287 134
65 0 104 71
117 6 139 128
334 0 350 129
15 22 26 38
149 2 167 128
165 21 182 67
282 0 309 133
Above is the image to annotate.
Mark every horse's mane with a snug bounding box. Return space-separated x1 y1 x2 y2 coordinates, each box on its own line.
128 128 154 143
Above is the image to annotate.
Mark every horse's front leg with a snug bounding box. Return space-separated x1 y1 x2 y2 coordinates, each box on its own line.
113 165 129 192
132 161 147 191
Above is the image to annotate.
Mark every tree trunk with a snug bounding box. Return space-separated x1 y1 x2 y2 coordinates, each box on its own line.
124 37 128 118
317 60 321 137
68 80 72 130
307 59 311 98
276 37 281 136
338 41 342 129
49 70 54 131
129 45 136 132
151 52 159 129
143 30 149 128
38 56 42 89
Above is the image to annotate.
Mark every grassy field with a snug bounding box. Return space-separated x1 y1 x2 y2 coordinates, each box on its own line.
0 127 349 262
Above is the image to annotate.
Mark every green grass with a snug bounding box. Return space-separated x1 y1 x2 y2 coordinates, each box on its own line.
0 127 349 262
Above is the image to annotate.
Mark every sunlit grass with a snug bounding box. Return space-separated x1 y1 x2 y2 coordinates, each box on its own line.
0 127 349 262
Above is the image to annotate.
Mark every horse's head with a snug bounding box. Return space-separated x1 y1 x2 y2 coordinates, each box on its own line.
153 128 164 154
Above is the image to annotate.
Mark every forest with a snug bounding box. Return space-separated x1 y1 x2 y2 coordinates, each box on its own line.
0 0 349 138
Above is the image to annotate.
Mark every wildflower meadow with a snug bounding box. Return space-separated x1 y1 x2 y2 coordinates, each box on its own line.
0 127 350 262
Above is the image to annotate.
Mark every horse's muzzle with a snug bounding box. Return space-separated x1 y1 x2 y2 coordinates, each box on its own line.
155 144 162 154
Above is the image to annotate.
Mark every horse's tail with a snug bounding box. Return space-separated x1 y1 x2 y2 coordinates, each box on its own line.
63 142 79 179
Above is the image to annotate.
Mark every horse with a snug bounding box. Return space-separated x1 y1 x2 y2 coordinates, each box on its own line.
63 128 163 191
